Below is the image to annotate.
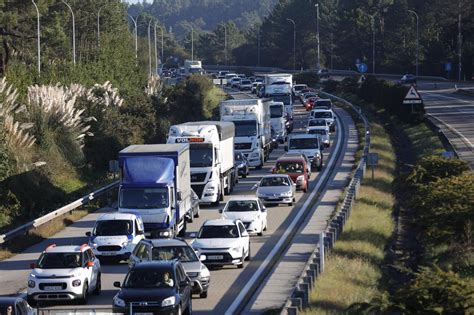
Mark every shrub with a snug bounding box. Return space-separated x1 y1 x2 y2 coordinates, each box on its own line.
294 71 319 86
406 156 470 187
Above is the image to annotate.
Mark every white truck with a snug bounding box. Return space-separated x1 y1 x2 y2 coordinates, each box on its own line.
263 73 293 87
269 101 287 143
220 99 272 169
118 144 192 238
167 121 236 206
184 60 203 75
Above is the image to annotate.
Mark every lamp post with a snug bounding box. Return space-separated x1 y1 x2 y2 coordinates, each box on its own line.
127 15 138 59
190 26 194 61
371 15 375 74
148 19 152 76
458 0 462 81
315 3 321 71
62 0 76 65
97 6 106 48
223 24 227 66
31 0 41 75
407 10 419 76
286 18 296 71
257 29 261 67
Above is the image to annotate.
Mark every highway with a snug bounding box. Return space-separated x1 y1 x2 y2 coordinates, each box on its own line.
0 89 352 314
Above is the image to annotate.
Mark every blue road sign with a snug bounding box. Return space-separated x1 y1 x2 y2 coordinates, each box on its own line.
357 63 368 73
445 62 452 72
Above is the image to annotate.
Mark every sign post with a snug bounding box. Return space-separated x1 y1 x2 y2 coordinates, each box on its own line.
403 84 423 113
367 152 379 180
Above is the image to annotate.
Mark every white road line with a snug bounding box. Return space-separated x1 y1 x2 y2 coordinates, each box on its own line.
225 113 344 315
427 114 474 150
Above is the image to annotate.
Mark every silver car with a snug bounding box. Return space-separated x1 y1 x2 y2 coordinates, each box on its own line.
254 174 296 206
307 126 330 147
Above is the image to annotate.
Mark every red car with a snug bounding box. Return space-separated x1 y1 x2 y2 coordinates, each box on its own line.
272 156 309 192
304 97 318 111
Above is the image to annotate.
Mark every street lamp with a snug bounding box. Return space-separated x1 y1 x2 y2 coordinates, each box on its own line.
62 0 76 65
257 29 261 67
371 15 376 74
190 26 194 61
148 19 152 76
315 3 321 70
224 25 227 66
286 18 296 71
127 14 138 59
407 10 419 76
31 0 41 75
97 6 106 48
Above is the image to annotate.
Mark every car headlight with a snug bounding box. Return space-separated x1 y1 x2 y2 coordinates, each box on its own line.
206 186 216 191
113 294 126 307
230 247 241 253
282 190 293 196
89 243 98 248
28 280 35 288
121 241 130 247
315 153 321 159
161 296 176 307
297 175 305 182
72 279 82 287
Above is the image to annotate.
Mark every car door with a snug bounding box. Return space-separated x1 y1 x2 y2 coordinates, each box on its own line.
238 222 250 255
89 249 100 287
83 250 95 291
258 200 267 228
176 264 191 308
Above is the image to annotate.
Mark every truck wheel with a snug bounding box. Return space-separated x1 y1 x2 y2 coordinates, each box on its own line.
178 221 186 237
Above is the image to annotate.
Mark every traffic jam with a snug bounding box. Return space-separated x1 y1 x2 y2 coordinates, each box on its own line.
24 72 336 314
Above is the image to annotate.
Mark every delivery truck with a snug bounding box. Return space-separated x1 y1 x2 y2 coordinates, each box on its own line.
118 144 192 238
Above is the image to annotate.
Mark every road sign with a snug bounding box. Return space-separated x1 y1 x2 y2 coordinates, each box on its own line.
403 84 423 104
442 151 456 158
367 153 379 166
358 75 366 83
357 63 368 73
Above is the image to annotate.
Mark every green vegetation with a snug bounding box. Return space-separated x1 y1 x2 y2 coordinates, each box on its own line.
303 115 396 314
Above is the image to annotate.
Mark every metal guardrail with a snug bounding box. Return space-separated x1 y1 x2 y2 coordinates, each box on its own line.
0 181 120 245
281 92 370 315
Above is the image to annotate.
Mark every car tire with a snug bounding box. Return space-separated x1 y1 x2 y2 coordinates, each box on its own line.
79 282 88 305
27 296 36 307
200 291 208 298
177 305 182 315
245 244 251 261
184 297 192 315
195 206 200 218
93 273 101 295
238 250 245 268
188 212 194 223
289 202 293 206
258 226 263 236
211 199 220 207
303 187 308 193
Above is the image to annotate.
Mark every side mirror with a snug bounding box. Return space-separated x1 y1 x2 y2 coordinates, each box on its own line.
199 254 206 261
113 281 121 288
86 261 94 268
85 231 91 237
218 209 223 214
30 263 36 269
261 207 267 212
179 280 189 288
177 192 183 201
284 146 288 152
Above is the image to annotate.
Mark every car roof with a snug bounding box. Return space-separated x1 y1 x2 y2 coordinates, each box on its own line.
277 156 306 163
289 134 319 139
44 244 89 253
203 219 237 226
146 238 188 247
311 108 333 113
308 126 329 130
97 212 138 221
261 174 291 179
226 195 260 202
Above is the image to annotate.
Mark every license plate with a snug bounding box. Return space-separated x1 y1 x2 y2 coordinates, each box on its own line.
268 196 279 200
207 255 223 260
101 251 116 256
45 286 63 291
144 232 151 237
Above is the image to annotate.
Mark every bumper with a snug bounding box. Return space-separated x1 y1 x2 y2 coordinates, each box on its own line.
198 193 219 203
27 291 83 302
113 305 178 315
296 182 307 191
95 251 131 261
200 251 242 266
190 279 210 294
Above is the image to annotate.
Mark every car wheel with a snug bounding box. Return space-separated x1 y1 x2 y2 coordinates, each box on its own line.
177 305 182 315
245 244 251 261
289 202 293 206
79 282 88 305
258 226 263 236
200 291 208 298
188 212 194 223
238 250 245 268
93 273 101 295
211 199 220 207
184 297 192 315
195 206 200 218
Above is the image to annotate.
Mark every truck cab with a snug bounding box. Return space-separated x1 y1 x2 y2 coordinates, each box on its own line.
269 101 287 143
285 134 324 171
167 122 235 206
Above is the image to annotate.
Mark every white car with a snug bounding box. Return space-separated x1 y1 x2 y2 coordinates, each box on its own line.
27 244 101 305
292 84 308 97
220 197 267 236
310 108 336 132
192 219 250 269
255 174 296 206
230 77 242 88
307 126 330 147
86 212 145 263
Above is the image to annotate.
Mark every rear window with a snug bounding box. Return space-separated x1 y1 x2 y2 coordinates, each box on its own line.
276 162 305 173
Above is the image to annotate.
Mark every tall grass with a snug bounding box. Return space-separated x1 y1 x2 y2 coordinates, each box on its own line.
303 119 396 315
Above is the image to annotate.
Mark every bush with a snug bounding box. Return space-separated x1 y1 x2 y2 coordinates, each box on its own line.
406 156 470 187
294 71 319 86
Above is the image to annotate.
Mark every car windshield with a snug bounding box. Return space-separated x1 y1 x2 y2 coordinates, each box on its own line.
37 252 82 269
226 200 259 212
315 101 332 108
271 95 291 106
276 162 304 174
124 268 175 288
242 80 251 85
313 112 332 119
190 143 213 167
120 188 169 209
151 246 198 262
308 129 327 135
198 225 239 238
308 120 326 126
233 120 257 137
260 177 290 187
270 105 284 118
289 138 319 149
94 220 132 236
294 85 306 91
304 94 317 99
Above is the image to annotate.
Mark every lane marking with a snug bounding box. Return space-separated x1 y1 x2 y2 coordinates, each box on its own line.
225 111 344 315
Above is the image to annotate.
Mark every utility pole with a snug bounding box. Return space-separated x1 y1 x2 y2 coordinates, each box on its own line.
408 10 419 76
191 26 194 61
458 0 462 81
161 26 164 66
286 18 296 71
127 15 138 59
154 22 159 73
31 0 41 75
316 3 321 70
148 19 152 76
224 25 227 66
62 0 76 65
257 29 261 67
371 15 375 74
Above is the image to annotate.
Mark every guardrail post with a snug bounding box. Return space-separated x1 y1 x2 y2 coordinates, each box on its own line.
319 233 325 272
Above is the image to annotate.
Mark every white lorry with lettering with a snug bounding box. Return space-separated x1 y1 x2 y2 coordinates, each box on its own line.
220 99 271 169
167 121 235 206
184 60 203 75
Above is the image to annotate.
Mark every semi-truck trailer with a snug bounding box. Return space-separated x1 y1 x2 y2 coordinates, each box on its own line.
118 144 192 238
167 121 236 206
220 99 272 169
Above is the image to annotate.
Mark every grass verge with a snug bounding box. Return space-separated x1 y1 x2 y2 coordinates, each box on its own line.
302 114 396 314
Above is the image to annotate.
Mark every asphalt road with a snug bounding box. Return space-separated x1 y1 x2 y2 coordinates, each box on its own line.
0 90 350 315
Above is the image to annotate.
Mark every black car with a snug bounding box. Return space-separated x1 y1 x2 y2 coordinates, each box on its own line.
318 68 330 79
400 74 416 84
285 113 294 133
113 261 193 315
0 297 34 315
235 152 250 178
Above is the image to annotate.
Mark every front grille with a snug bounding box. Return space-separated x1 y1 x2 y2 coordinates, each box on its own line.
192 184 206 199
97 245 122 252
191 172 207 182
39 283 67 290
262 197 285 202
235 143 252 150
37 294 71 300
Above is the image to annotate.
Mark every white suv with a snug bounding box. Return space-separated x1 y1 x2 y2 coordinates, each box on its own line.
219 197 267 236
86 212 145 263
192 219 250 269
27 244 101 305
